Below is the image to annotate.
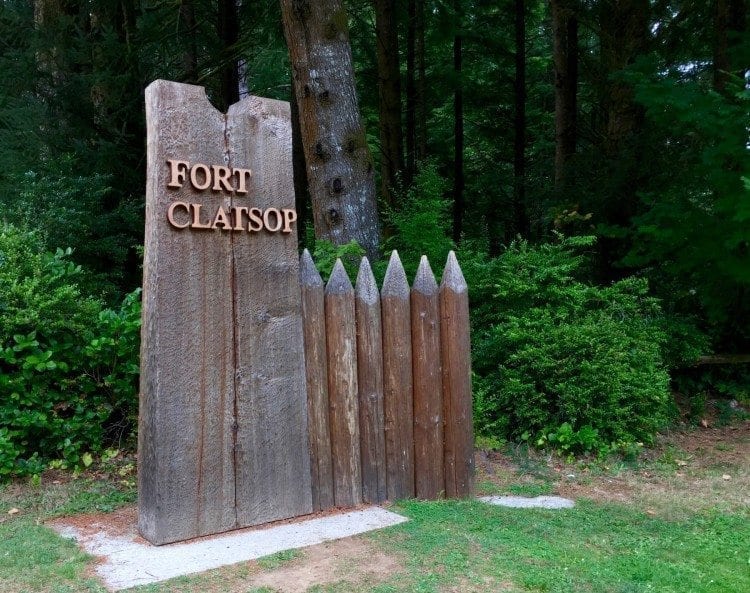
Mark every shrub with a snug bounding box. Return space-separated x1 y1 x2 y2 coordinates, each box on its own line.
467 236 671 454
383 162 454 279
0 224 140 477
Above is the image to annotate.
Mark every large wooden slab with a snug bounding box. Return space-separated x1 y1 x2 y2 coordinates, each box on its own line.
140 81 236 545
139 81 311 545
229 95 312 526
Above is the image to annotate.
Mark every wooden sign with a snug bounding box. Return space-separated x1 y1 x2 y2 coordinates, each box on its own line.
139 80 311 545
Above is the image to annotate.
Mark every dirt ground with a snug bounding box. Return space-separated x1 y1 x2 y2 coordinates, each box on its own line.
3 420 747 593
476 419 750 517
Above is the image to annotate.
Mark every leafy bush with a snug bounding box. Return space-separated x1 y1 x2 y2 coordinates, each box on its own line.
383 162 454 278
0 224 140 477
0 155 141 299
467 236 671 454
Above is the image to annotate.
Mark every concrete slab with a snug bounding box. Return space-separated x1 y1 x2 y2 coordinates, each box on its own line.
52 507 408 591
478 495 575 509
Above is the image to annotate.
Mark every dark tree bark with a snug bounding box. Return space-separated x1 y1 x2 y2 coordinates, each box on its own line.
406 0 416 184
406 0 426 182
598 0 650 275
551 0 578 190
179 0 198 83
291 80 310 248
280 0 381 259
452 1 464 245
416 0 427 162
218 0 239 110
600 0 648 161
374 0 403 206
508 0 530 243
714 0 748 92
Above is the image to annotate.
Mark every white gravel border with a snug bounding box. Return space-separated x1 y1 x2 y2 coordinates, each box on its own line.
52 506 408 591
478 495 575 509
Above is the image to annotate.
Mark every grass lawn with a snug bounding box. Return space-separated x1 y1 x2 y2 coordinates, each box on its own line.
0 422 748 593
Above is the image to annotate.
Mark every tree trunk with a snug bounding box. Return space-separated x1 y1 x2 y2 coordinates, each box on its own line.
291 80 310 247
598 0 650 274
280 0 381 260
551 0 578 190
416 0 427 161
179 0 198 83
600 0 648 161
508 0 529 243
406 0 426 182
714 0 748 92
452 0 464 245
406 0 416 184
374 0 403 206
218 0 239 110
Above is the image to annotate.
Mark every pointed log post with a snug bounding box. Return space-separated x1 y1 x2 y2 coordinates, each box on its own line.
325 259 362 507
381 250 415 500
355 257 387 504
300 249 334 512
440 251 474 498
411 256 444 499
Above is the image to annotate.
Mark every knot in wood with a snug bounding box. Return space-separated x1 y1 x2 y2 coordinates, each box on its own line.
314 141 330 162
317 90 331 104
292 0 311 18
332 178 343 193
326 208 341 226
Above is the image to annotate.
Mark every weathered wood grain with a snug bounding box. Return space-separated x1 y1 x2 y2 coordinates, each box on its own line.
440 251 474 498
230 95 312 526
381 250 415 500
140 81 312 545
411 256 444 499
300 249 335 512
355 257 387 504
325 259 362 507
140 80 236 545
279 0 380 259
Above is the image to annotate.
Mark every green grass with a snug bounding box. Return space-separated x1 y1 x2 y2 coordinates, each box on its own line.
382 498 749 593
1 439 749 593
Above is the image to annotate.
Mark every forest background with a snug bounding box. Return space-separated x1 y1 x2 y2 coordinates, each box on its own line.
0 0 748 477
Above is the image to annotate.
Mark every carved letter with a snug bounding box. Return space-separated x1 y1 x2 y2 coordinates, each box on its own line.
263 208 282 232
167 160 190 189
211 205 232 230
167 201 191 228
247 207 264 231
212 165 234 193
191 203 212 229
190 163 212 191
234 168 252 194
281 208 297 233
232 206 248 231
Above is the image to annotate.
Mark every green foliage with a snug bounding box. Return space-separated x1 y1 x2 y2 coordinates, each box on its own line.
383 163 455 279
311 239 366 281
0 156 140 298
621 62 750 349
468 236 671 454
0 225 140 478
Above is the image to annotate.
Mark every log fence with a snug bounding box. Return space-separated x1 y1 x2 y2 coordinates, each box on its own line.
301 249 474 510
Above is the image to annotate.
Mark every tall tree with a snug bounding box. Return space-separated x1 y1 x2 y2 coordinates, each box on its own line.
280 0 381 259
374 0 403 205
452 0 464 244
714 0 748 92
218 0 240 109
406 0 427 182
597 0 650 273
508 0 530 243
179 0 198 83
551 0 578 190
